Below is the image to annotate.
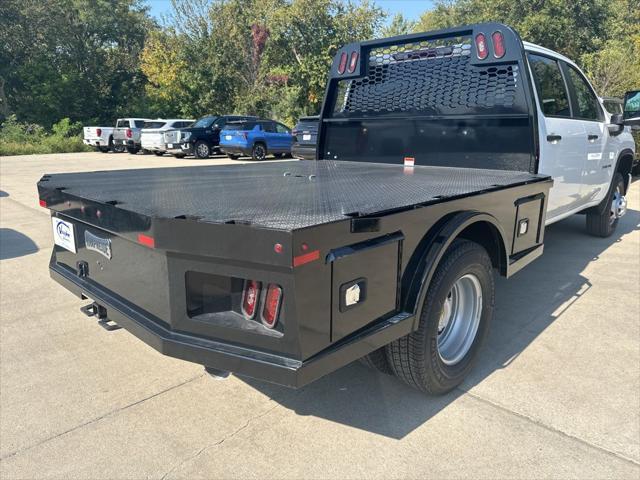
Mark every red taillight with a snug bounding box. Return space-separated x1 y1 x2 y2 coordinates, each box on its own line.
492 31 506 58
96 128 102 137
347 51 359 73
337 52 348 74
475 33 488 60
241 280 261 319
137 233 155 248
126 128 132 138
261 284 282 328
39 199 47 208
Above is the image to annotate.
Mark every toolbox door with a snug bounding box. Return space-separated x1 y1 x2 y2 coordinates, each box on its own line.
512 194 545 254
329 233 402 342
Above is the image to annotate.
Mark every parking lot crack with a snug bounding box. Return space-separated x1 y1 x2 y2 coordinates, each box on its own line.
461 389 640 467
1 373 205 461
159 400 285 480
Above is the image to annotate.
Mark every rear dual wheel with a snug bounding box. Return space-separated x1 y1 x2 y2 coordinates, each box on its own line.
361 239 494 395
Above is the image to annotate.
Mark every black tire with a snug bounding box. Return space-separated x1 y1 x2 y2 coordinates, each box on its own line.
252 143 267 161
107 136 114 152
194 141 211 159
153 151 164 156
142 149 152 155
386 239 494 395
173 154 186 159
126 147 139 155
227 153 240 160
586 172 625 238
98 147 109 153
359 348 394 375
113 143 125 153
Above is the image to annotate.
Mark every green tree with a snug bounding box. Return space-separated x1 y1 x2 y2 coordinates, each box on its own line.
381 13 415 38
413 0 640 96
0 0 154 126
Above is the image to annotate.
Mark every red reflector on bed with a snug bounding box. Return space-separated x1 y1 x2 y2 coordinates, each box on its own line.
293 249 320 267
137 233 155 248
39 199 47 208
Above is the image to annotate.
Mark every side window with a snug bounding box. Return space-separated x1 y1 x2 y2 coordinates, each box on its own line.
261 122 276 133
275 123 290 134
134 120 145 128
565 65 602 121
527 54 571 118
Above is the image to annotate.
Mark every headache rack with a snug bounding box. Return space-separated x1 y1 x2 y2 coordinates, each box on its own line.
318 23 539 173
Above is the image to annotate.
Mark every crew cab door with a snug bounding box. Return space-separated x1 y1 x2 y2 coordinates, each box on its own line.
528 53 585 221
562 63 611 204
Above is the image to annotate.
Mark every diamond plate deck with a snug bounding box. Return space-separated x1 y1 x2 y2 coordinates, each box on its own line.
41 161 547 231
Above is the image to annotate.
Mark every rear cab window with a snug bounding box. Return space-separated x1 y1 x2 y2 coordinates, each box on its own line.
116 119 130 128
527 53 571 117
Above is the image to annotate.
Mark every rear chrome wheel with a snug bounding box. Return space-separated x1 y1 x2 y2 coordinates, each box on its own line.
386 239 494 395
437 274 483 366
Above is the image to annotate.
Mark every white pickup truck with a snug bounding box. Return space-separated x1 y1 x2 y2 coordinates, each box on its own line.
82 126 121 153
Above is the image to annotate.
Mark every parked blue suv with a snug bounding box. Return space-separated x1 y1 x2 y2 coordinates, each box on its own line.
219 119 293 161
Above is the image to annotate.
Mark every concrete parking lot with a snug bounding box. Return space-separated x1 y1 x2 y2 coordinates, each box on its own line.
1 151 638 479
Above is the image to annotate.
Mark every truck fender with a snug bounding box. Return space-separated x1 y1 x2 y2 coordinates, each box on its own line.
589 148 635 215
401 211 508 330
615 148 635 194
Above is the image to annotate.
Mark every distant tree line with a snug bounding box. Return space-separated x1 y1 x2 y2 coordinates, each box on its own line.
0 0 638 129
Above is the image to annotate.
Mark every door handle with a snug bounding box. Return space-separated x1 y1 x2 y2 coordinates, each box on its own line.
587 134 599 141
546 134 562 142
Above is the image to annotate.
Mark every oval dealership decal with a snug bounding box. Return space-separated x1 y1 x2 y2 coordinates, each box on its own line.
56 221 72 241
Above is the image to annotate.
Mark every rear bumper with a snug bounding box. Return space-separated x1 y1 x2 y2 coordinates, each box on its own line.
141 143 165 152
166 142 193 155
292 144 316 160
220 144 252 156
83 139 103 147
50 258 414 388
115 138 139 148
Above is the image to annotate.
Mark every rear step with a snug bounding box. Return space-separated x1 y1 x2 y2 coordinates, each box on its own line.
80 303 122 331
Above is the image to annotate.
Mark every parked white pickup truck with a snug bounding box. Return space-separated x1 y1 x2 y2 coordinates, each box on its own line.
82 126 121 153
113 118 151 154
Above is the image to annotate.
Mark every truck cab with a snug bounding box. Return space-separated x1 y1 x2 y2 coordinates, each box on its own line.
523 43 635 230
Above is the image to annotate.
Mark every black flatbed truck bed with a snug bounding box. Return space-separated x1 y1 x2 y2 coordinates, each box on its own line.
39 22 555 393
40 161 546 230
38 160 551 388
